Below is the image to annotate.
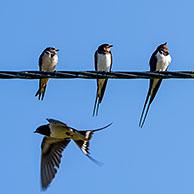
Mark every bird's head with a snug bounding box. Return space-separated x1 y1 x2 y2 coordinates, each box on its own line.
34 125 51 136
157 42 169 56
98 44 113 53
44 47 59 55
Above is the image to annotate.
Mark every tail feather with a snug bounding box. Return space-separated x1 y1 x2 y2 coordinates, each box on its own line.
74 139 103 166
98 79 108 103
139 92 150 128
74 123 112 165
86 155 103 166
35 89 40 97
78 122 112 140
35 79 48 100
41 85 47 100
93 79 108 116
149 79 162 104
93 95 100 116
95 100 100 116
35 88 42 100
35 85 47 100
139 100 152 128
92 122 113 132
139 79 163 128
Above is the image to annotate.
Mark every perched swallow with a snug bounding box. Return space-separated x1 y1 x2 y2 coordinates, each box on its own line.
139 42 171 128
34 118 112 190
93 43 113 116
35 47 59 100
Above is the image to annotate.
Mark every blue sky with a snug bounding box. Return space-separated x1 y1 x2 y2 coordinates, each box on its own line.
1 0 194 193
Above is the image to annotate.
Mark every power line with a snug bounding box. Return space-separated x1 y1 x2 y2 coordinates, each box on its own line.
0 71 193 79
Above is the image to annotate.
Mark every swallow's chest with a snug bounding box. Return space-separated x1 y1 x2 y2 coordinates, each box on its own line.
155 52 171 71
97 53 112 71
41 54 58 71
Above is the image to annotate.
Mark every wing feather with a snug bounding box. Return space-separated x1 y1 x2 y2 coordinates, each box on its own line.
40 137 71 190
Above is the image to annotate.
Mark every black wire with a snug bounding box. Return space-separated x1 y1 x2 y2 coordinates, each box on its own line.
0 71 193 79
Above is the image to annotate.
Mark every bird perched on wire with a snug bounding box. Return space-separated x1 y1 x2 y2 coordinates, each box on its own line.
139 42 172 128
93 43 113 116
35 47 59 100
34 118 112 190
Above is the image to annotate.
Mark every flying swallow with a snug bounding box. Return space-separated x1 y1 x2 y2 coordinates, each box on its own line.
93 43 113 116
34 118 112 190
139 42 172 128
35 47 59 100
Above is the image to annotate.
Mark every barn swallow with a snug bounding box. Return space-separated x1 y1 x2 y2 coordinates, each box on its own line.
93 43 113 116
139 42 171 128
35 47 59 100
34 118 112 190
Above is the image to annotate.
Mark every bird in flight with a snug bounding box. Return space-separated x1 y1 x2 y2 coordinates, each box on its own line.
139 42 171 128
34 118 112 190
35 47 59 100
93 43 113 116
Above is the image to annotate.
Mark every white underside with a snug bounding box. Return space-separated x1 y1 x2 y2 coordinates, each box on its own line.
150 52 171 96
96 53 112 72
155 52 171 71
41 53 58 72
96 53 112 95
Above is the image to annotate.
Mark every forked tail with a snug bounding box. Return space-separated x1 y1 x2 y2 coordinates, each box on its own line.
35 79 48 100
139 92 151 128
139 79 163 128
74 123 112 165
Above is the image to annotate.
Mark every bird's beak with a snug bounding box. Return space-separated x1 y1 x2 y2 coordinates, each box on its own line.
109 45 113 48
164 42 167 45
56 48 59 51
34 130 37 133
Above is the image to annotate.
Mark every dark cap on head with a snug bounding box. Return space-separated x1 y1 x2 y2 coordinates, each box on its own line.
157 42 168 49
157 42 169 55
98 43 113 49
34 124 51 136
98 43 113 53
44 47 59 52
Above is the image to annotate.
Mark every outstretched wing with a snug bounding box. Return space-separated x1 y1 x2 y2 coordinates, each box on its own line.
40 137 71 190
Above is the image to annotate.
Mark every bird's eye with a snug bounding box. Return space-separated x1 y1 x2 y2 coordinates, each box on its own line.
66 132 71 136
